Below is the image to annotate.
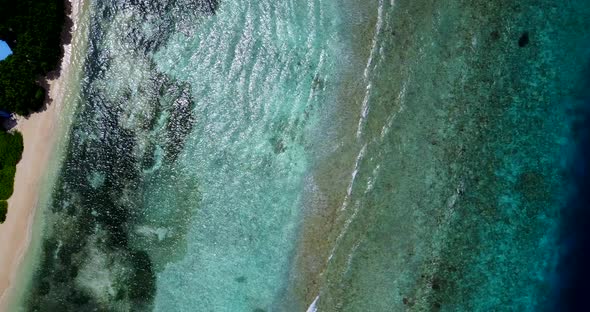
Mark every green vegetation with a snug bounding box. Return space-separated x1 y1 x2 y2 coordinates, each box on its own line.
0 131 23 223
0 200 6 223
0 0 67 115
0 0 67 222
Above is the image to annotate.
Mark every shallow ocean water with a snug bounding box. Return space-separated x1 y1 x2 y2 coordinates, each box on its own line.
306 0 590 310
16 0 590 311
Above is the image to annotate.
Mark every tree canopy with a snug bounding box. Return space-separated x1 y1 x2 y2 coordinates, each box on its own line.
0 131 23 200
0 131 23 223
0 0 67 115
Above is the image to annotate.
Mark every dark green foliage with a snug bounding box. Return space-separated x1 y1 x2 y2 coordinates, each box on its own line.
0 0 67 115
0 131 23 201
0 200 6 223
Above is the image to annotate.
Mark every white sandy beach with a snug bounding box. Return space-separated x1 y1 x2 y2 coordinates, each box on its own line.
0 0 86 309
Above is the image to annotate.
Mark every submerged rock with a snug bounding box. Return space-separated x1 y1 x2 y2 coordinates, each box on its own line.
518 31 530 47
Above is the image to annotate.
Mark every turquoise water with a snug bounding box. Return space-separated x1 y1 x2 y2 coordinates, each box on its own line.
23 0 355 310
150 1 345 309
17 0 590 311
0 40 11 61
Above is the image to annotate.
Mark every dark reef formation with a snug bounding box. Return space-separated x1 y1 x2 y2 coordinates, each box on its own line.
24 0 216 310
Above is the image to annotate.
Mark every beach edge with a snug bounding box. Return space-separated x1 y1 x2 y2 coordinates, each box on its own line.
0 0 86 309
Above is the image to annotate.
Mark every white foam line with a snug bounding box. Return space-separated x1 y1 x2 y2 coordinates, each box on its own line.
326 143 368 265
379 81 407 139
342 144 367 210
365 164 380 194
362 0 384 81
344 241 362 275
356 0 384 139
306 295 320 312
355 83 372 138
328 199 361 266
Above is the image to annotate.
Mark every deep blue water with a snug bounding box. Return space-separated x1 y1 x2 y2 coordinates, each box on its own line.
551 64 590 312
0 40 12 61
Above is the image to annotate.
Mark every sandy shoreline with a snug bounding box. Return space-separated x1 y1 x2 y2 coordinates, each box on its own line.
0 0 85 309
